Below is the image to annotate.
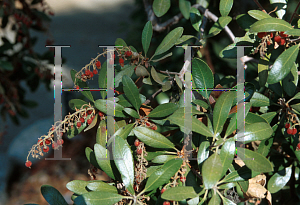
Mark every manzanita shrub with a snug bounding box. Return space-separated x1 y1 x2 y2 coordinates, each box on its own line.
25 0 300 204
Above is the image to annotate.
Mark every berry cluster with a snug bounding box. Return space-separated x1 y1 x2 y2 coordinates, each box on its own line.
285 123 298 135
109 49 133 67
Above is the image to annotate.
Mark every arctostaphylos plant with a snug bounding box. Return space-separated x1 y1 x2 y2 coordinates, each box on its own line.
25 0 300 204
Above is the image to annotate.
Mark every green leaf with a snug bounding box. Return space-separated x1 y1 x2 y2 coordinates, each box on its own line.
153 0 171 17
70 69 94 102
236 147 273 172
236 13 257 31
258 55 270 87
197 141 210 170
175 35 195 45
66 180 89 195
291 103 300 112
41 185 68 205
153 27 183 56
115 38 127 47
147 103 179 118
202 153 223 189
190 7 202 31
208 16 232 37
96 120 106 147
142 21 153 56
94 99 126 118
221 196 236 205
87 181 118 193
261 112 277 124
282 62 298 96
94 144 115 180
152 52 173 62
115 64 135 87
167 111 213 137
193 99 209 109
143 158 182 192
235 122 273 143
267 166 292 193
249 17 293 32
122 75 141 111
219 0 233 16
267 44 300 84
85 147 101 169
135 65 150 77
179 0 191 19
250 92 270 107
114 123 135 140
84 115 98 132
248 10 271 20
208 192 221 205
152 155 176 163
221 166 253 183
74 191 123 205
69 99 88 110
118 93 146 107
151 66 165 85
133 126 175 149
98 61 107 99
192 58 214 99
161 186 198 201
213 91 235 135
284 29 300 36
112 136 135 194
123 108 140 118
220 138 235 177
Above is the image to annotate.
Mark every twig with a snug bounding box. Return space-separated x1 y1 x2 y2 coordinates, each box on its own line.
289 1 300 23
253 0 267 13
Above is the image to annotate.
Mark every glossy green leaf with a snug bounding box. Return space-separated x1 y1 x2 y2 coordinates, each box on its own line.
142 21 153 56
133 126 175 149
115 38 127 47
220 138 235 177
152 155 176 163
70 69 94 102
162 80 172 92
208 16 232 37
208 192 221 205
66 180 89 195
261 112 277 124
235 122 273 143
197 141 210 170
74 191 123 205
221 166 253 183
135 65 150 77
147 103 179 118
250 92 270 107
175 35 195 45
112 136 135 194
41 185 68 205
236 13 257 31
98 61 107 99
85 147 101 169
284 29 300 36
267 44 300 84
221 196 236 205
236 147 273 172
143 158 182 192
202 153 223 189
151 66 165 85
218 182 235 189
245 112 267 125
87 181 118 193
291 103 300 112
190 7 202 31
179 0 191 19
270 0 287 19
220 0 233 16
122 75 141 111
248 10 271 20
118 93 146 107
96 120 107 147
123 108 140 119
153 27 183 56
94 144 115 180
162 186 198 201
115 64 135 87
94 99 126 118
268 166 292 193
192 58 214 99
153 0 171 17
84 115 98 132
114 123 135 140
258 55 269 87
249 17 293 32
69 99 88 110
146 165 163 177
283 62 298 96
152 52 173 62
193 99 209 109
213 91 235 135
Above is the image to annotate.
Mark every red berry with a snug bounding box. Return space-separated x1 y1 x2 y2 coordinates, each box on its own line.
257 32 266 38
136 148 142 155
98 111 104 117
52 142 58 149
180 176 186 182
38 139 43 146
57 139 64 145
274 35 281 43
145 122 151 127
287 127 293 135
119 58 124 64
87 118 92 125
151 125 157 130
80 117 85 123
25 161 32 168
267 41 271 46
279 31 288 38
125 51 132 57
77 122 81 128
85 70 90 75
109 59 114 65
161 188 166 194
292 128 297 135
43 146 49 153
45 139 51 145
280 38 286 46
87 110 93 115
297 143 300 149
90 73 94 78
285 123 290 129
93 69 98 74
269 33 273 38
134 140 140 147
96 61 101 68
163 202 170 205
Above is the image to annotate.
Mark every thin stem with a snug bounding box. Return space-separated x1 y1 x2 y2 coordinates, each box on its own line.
143 88 162 105
253 0 267 13
289 1 300 24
